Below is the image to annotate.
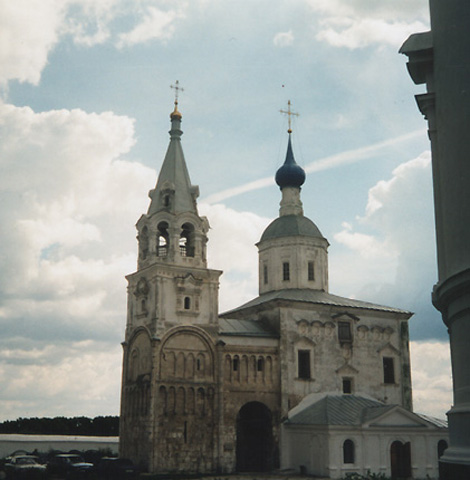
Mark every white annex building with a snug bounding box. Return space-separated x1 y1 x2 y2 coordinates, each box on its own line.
119 95 448 479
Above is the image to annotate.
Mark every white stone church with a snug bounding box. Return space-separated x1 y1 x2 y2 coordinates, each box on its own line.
119 98 448 479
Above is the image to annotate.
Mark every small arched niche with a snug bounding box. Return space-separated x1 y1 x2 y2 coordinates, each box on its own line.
139 226 149 259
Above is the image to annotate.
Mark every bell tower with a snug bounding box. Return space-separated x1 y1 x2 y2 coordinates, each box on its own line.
128 89 221 336
120 86 222 471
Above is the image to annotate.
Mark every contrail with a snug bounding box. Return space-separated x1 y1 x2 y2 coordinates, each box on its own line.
201 129 426 205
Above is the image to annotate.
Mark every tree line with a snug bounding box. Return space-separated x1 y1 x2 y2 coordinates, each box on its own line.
0 416 119 436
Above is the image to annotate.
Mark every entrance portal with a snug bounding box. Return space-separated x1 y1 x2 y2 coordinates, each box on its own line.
236 402 273 472
391 440 412 479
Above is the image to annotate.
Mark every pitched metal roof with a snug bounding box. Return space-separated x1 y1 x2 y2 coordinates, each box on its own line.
286 394 448 429
287 394 384 426
219 318 278 337
414 412 448 429
221 289 412 317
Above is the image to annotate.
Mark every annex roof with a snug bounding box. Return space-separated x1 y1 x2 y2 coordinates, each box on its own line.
221 289 412 317
219 318 278 338
286 394 447 429
287 394 384 426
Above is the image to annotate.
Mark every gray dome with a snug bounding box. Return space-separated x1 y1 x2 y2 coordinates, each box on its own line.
260 215 325 242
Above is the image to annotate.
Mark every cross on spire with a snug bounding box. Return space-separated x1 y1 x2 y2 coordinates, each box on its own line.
280 100 299 134
170 80 184 106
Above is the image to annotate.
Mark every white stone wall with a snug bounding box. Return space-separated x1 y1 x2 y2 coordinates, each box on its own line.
281 424 448 479
258 236 328 294
279 304 412 411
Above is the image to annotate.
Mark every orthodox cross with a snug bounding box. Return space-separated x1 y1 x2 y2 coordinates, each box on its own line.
280 100 299 133
170 80 184 106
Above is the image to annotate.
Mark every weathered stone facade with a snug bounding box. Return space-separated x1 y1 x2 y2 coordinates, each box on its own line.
119 103 416 474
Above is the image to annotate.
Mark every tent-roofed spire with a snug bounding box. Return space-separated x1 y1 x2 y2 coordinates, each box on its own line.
147 83 199 216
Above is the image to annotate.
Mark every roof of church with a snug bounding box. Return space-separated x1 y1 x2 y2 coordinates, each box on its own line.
287 394 385 426
414 412 448 429
259 214 325 242
221 288 412 317
286 394 447 428
219 318 278 337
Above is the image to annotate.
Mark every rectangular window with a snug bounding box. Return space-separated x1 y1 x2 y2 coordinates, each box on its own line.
383 357 395 384
298 350 311 379
308 261 315 281
263 264 268 284
338 322 352 342
342 378 352 394
283 262 290 281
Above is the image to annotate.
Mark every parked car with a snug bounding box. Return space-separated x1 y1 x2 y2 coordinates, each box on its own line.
47 453 94 478
3 455 46 479
95 457 138 479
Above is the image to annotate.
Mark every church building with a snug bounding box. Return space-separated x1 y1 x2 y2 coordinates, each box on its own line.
119 95 447 479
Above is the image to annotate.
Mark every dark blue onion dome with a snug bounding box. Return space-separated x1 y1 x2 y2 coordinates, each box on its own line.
275 135 306 189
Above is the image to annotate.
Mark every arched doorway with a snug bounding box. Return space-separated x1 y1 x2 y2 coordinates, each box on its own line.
391 440 412 479
438 439 448 459
236 402 273 472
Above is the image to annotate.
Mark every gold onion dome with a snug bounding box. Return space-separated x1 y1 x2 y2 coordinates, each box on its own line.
170 101 182 119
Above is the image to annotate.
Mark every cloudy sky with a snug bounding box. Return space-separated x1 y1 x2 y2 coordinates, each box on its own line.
0 0 452 421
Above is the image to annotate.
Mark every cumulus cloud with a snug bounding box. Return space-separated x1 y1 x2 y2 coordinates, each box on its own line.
0 342 122 419
117 6 182 48
0 0 66 86
0 101 156 418
316 18 428 50
331 151 446 341
199 203 269 311
0 0 186 87
410 340 452 419
273 30 294 47
308 0 429 49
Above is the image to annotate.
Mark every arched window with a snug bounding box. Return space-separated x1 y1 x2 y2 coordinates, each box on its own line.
184 296 191 310
157 222 169 257
343 439 355 464
383 357 395 384
179 223 195 257
438 439 448 459
233 356 240 372
257 357 264 372
283 262 290 281
308 261 315 281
